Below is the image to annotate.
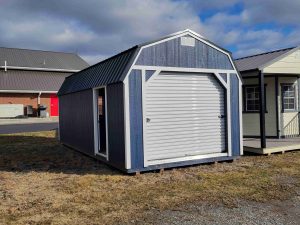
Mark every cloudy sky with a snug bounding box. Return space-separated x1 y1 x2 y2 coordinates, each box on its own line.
0 0 299 65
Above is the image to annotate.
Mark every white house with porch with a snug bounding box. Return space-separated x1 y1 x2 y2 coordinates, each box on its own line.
235 47 300 154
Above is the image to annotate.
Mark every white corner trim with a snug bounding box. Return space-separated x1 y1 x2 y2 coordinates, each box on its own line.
141 69 148 167
239 82 243 155
123 77 131 169
227 74 232 157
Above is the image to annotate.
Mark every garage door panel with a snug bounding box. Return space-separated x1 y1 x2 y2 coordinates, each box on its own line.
144 72 226 165
147 126 226 134
147 131 226 141
148 139 225 148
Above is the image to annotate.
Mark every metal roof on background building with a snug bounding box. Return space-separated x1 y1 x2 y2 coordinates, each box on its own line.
0 47 89 70
234 47 295 72
58 46 139 96
0 70 70 91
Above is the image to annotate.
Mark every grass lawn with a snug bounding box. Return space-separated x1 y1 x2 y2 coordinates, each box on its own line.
0 131 299 225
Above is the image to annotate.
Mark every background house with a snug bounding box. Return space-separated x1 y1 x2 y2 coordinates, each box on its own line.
235 47 300 154
58 30 242 173
0 47 88 118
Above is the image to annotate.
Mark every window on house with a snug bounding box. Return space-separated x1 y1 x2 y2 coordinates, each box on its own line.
244 86 267 112
282 84 296 111
245 86 260 111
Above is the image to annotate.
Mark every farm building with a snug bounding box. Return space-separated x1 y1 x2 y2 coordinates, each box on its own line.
0 47 88 118
58 29 243 173
235 47 300 155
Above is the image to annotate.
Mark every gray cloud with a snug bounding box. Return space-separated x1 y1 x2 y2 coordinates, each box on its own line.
0 0 204 64
0 0 299 64
242 0 300 25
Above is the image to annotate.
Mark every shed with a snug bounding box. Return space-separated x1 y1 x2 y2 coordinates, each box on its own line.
58 29 243 173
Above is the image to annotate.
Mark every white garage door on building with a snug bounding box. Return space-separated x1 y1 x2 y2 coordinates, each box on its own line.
144 72 227 165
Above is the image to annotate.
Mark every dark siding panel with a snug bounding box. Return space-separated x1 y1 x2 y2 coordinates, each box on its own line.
135 36 233 70
59 89 94 156
230 74 241 156
106 83 126 170
129 70 144 170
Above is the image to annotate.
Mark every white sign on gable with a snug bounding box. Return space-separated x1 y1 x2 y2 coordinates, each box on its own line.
180 37 195 47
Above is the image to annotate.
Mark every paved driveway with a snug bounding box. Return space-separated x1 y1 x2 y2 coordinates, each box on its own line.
0 123 58 134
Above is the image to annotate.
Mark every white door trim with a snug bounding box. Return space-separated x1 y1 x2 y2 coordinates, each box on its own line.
143 70 229 166
93 86 109 160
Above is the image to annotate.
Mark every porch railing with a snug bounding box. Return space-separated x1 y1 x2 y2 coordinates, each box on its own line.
283 112 300 138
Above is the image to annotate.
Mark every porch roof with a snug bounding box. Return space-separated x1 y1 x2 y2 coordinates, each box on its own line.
235 47 296 72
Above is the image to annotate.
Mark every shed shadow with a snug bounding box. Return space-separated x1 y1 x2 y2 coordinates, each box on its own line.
0 133 120 175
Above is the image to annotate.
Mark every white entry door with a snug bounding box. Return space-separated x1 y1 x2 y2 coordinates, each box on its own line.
144 72 226 165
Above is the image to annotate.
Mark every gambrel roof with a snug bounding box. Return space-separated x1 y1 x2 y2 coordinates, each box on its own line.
58 30 237 96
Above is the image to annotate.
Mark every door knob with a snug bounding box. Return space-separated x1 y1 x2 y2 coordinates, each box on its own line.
218 115 225 119
146 118 151 122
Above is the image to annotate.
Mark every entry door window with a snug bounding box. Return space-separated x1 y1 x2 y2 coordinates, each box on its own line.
98 88 107 155
282 84 296 111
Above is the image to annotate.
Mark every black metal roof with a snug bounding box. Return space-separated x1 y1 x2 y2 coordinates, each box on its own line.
58 46 139 96
0 47 89 71
234 47 295 72
0 70 70 92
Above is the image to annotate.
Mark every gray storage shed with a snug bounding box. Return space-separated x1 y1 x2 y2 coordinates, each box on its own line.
58 29 243 173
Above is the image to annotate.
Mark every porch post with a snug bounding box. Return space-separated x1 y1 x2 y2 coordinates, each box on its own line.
259 70 266 148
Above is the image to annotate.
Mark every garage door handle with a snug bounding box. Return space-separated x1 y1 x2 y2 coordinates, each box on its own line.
218 115 225 119
146 118 151 122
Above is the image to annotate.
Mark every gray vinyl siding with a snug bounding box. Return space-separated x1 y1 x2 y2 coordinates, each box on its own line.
106 83 126 170
59 89 94 156
135 36 233 70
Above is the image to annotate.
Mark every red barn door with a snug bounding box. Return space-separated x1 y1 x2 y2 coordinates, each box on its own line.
50 94 59 116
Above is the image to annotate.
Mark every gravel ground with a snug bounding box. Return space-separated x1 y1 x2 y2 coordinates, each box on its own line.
134 195 300 225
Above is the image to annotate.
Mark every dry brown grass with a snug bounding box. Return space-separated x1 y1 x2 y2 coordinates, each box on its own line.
0 131 299 225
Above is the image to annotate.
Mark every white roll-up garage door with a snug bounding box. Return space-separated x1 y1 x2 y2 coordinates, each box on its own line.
144 72 226 165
